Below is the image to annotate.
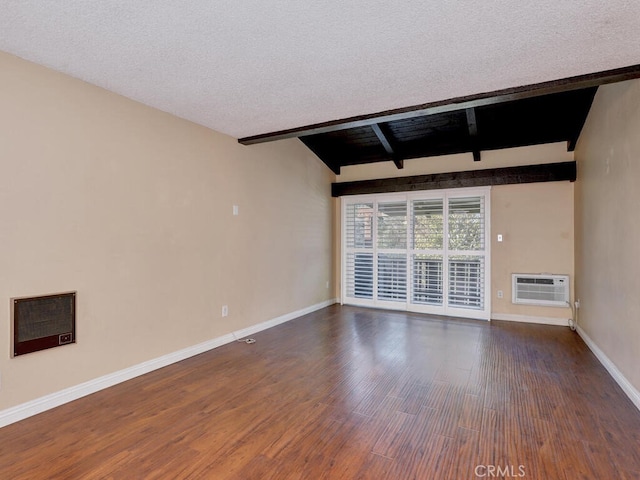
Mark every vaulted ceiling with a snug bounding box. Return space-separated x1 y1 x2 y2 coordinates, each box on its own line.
241 81 606 174
2 1 640 173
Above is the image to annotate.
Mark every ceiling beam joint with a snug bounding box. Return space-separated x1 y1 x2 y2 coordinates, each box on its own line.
371 123 403 169
466 107 481 162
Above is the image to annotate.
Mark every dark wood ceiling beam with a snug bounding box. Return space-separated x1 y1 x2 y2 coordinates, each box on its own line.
331 161 576 197
370 123 404 169
239 64 640 145
465 107 478 136
370 123 394 155
465 107 481 162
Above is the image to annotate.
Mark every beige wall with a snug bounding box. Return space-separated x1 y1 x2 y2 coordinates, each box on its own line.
335 144 575 320
492 182 574 319
574 79 640 392
0 52 335 410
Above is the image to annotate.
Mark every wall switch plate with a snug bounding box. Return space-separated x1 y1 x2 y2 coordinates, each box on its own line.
222 305 229 317
497 234 503 242
232 205 239 216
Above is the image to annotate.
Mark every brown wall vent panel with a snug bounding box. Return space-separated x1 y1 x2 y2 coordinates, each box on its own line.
11 292 76 357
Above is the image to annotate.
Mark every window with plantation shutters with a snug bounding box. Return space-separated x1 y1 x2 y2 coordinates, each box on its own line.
342 188 490 320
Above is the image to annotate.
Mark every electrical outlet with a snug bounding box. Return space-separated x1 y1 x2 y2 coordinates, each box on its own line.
497 290 504 299
222 305 229 317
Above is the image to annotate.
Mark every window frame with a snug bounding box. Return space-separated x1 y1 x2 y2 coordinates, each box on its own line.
341 186 491 320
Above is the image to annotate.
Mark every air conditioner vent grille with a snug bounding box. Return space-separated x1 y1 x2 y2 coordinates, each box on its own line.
512 274 569 307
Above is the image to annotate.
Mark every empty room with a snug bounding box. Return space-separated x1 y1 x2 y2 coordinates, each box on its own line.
1 2 639 479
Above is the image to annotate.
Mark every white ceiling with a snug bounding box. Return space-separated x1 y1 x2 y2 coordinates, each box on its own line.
1 1 639 139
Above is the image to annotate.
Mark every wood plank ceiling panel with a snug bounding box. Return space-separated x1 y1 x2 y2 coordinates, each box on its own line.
301 88 597 174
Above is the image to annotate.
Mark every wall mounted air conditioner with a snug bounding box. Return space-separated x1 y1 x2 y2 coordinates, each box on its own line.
512 274 569 307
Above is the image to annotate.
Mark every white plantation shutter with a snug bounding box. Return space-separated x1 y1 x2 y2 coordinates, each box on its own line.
378 253 407 301
345 203 373 249
412 254 443 305
377 201 407 302
344 203 374 301
447 196 486 310
411 199 443 250
410 199 444 306
448 197 485 251
448 256 484 309
346 253 373 299
377 201 407 249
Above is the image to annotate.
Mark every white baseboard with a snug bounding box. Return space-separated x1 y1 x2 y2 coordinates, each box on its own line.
233 298 337 340
577 326 640 412
491 313 570 327
0 298 338 429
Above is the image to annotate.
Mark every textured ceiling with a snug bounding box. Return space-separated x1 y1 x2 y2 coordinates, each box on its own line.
1 1 639 139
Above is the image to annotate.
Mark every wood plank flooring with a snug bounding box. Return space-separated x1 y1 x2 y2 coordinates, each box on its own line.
1 305 639 479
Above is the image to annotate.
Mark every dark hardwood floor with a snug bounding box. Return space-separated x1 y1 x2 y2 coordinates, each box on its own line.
1 305 639 479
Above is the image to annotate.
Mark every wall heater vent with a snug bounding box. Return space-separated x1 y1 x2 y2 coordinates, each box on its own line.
512 274 569 307
12 291 76 357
